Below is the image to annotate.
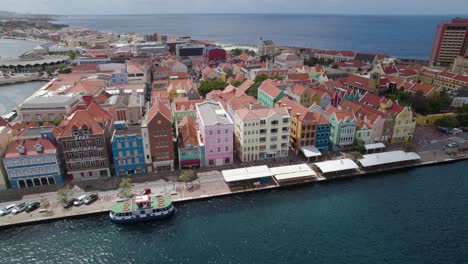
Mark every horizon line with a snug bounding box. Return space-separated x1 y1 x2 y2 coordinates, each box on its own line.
24 12 468 17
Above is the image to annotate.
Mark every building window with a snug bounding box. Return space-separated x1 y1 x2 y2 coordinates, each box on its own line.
155 130 168 136
217 147 221 153
209 160 214 165
225 129 228 134
224 158 230 164
225 146 229 151
209 130 213 135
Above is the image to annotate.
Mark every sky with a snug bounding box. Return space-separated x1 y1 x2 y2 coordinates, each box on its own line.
1 0 468 15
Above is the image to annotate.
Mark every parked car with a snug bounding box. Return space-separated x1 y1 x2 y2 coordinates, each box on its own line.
25 202 41 213
12 202 28 215
74 195 87 206
447 142 459 148
84 194 99 205
63 199 76 209
141 188 152 195
0 204 16 216
450 128 462 135
438 126 450 133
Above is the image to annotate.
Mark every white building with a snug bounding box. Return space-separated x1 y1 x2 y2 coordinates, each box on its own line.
234 107 290 162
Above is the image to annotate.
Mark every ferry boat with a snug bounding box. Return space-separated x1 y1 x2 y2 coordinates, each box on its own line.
109 195 175 223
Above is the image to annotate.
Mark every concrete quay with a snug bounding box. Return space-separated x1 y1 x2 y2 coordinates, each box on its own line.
0 149 466 228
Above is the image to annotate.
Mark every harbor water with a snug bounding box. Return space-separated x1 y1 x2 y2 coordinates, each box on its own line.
1 163 467 264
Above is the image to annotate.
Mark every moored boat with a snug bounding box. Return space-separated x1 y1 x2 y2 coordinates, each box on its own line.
109 195 175 223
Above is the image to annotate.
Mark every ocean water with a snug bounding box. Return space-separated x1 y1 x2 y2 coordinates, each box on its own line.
0 39 46 115
55 14 455 59
0 81 45 115
0 39 41 58
1 163 467 264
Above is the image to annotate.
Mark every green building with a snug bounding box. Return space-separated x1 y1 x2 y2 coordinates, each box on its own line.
257 80 285 107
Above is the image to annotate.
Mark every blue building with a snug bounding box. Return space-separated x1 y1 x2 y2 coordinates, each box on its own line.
4 134 64 189
111 123 146 177
315 114 331 151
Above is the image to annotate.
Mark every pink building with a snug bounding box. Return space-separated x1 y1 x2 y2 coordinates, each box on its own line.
196 101 234 167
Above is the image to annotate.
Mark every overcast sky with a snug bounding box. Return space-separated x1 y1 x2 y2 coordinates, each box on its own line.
2 0 468 15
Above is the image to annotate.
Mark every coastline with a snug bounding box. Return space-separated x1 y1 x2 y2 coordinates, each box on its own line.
0 151 466 229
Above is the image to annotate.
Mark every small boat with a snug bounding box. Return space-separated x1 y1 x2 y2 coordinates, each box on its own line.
109 195 175 224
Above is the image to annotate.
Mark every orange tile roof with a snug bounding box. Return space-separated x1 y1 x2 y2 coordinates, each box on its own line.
259 79 283 98
6 137 57 158
146 101 172 123
177 116 200 148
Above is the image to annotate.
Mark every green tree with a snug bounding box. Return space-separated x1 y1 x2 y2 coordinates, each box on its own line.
40 196 50 210
230 48 243 56
348 151 363 161
435 115 460 128
198 79 228 97
355 140 366 152
53 118 62 127
179 170 195 186
403 142 417 152
57 185 74 204
231 80 243 87
456 113 468 126
118 178 133 198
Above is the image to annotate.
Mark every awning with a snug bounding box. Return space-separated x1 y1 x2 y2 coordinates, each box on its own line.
181 159 200 166
358 151 421 167
222 165 273 183
270 164 316 181
300 145 322 158
364 143 385 151
313 159 359 173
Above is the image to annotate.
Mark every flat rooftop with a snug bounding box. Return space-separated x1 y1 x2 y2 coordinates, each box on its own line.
222 165 272 183
270 164 316 181
358 151 421 167
313 159 359 174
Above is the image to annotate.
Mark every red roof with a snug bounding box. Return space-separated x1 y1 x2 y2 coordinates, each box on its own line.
287 73 310 81
360 92 389 108
259 80 283 98
334 60 367 68
177 116 200 148
276 97 315 122
146 101 172 123
454 74 468 83
381 63 399 75
59 110 104 137
6 137 57 158
410 83 438 96
72 64 98 73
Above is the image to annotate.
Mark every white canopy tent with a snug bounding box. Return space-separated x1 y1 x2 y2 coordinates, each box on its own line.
300 145 322 161
313 159 359 174
358 151 421 167
270 164 316 181
364 143 386 153
222 165 273 183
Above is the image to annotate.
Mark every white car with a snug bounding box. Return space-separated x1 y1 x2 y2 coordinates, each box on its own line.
451 128 462 135
0 204 16 216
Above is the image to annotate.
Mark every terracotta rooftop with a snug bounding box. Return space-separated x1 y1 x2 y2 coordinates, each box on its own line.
177 116 200 148
235 107 288 121
259 79 283 98
6 137 57 158
146 101 172 123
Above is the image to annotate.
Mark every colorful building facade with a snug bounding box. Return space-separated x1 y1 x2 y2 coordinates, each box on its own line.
196 101 234 167
111 123 146 177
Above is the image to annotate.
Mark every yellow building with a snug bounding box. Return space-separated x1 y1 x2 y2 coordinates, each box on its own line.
390 106 416 143
415 113 457 126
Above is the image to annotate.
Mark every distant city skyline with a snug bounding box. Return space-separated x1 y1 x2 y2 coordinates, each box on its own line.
1 0 468 15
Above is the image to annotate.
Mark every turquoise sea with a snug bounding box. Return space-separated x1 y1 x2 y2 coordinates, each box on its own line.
1 163 467 263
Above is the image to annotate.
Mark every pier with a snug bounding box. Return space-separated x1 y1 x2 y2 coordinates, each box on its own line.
0 149 466 228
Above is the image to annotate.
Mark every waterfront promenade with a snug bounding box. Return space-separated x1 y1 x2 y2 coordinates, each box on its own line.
0 148 466 228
